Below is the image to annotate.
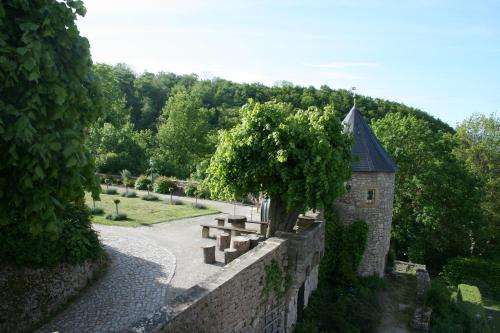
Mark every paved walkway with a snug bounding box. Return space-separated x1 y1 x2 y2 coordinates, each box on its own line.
38 194 255 333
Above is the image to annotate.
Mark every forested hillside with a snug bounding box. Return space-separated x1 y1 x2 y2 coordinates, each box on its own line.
90 63 452 178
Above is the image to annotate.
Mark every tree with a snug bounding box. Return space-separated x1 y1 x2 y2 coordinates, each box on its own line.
120 169 132 194
155 86 211 178
88 122 147 175
453 113 500 258
0 0 101 234
207 100 352 235
372 113 485 272
93 63 130 126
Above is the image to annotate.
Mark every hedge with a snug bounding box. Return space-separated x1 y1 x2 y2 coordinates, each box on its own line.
442 257 500 299
153 176 177 194
457 284 491 333
134 175 151 190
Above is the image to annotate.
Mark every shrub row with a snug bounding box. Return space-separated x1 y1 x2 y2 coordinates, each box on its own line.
442 257 500 299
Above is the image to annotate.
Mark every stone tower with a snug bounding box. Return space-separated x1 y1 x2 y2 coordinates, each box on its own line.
335 106 397 277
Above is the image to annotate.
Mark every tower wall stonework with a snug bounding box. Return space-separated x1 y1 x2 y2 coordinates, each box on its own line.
335 172 395 277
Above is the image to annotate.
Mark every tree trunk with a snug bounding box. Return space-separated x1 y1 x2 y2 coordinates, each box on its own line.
267 196 300 237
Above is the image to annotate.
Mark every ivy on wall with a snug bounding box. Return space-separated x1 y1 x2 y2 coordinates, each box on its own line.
262 259 291 301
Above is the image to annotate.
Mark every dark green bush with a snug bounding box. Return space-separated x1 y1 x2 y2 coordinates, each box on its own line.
197 182 211 199
0 205 103 266
90 207 104 215
442 257 500 299
102 188 118 195
194 202 207 209
295 215 374 333
171 199 184 205
105 213 127 221
457 284 491 333
320 216 369 286
135 175 151 190
296 277 384 333
427 278 466 333
121 191 137 198
141 194 159 201
184 182 198 197
153 176 177 194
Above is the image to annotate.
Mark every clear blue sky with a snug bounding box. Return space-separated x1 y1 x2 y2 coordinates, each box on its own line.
77 0 500 127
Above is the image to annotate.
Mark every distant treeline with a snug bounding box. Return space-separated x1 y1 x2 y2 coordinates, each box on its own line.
89 63 452 178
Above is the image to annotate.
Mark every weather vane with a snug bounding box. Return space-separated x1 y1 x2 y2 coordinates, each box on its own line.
351 87 357 107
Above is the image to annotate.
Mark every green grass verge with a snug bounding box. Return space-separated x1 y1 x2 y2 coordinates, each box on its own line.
484 298 500 330
86 192 219 227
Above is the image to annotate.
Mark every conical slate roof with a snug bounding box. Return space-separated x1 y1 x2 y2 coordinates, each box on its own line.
343 106 398 173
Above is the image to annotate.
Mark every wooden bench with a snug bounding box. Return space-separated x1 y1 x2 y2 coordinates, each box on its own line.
200 224 258 238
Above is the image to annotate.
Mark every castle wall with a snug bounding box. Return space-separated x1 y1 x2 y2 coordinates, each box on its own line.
276 221 325 331
335 172 395 277
136 222 324 333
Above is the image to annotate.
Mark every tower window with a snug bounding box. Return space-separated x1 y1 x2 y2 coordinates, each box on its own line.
367 189 376 203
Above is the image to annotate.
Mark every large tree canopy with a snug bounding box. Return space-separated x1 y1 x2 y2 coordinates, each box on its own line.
208 100 352 235
453 113 500 258
0 0 101 234
372 113 485 272
155 86 211 178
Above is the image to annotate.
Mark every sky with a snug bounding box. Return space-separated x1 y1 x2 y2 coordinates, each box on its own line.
77 0 500 127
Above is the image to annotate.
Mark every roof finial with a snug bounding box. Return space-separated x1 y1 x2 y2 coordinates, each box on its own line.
351 86 357 107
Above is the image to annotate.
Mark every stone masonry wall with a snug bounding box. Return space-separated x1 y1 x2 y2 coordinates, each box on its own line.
0 257 108 333
335 172 395 277
157 238 289 333
276 221 325 331
150 222 325 333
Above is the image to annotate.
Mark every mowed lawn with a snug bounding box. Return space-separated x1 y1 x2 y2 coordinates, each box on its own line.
85 192 219 227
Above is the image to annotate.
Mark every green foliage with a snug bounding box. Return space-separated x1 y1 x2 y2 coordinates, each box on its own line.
155 86 211 178
105 213 127 221
134 175 152 190
0 205 103 266
193 202 207 209
153 176 177 194
102 188 118 195
93 63 130 127
427 278 467 333
121 191 137 198
453 113 500 258
89 122 147 175
208 100 351 233
184 182 199 197
295 216 375 332
442 257 500 299
141 194 159 201
295 277 384 333
0 0 101 237
120 169 132 184
262 259 289 300
320 216 369 286
170 199 184 205
90 207 104 215
372 112 485 273
458 284 482 305
457 284 491 333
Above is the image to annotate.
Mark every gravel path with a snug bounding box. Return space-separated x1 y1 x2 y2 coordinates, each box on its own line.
37 195 255 333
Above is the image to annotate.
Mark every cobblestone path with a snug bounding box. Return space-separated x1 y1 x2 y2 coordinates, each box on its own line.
37 232 175 333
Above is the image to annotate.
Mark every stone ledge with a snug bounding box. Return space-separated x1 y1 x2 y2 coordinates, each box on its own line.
0 256 109 333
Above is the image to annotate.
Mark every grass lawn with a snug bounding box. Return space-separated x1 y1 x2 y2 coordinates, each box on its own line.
86 192 219 227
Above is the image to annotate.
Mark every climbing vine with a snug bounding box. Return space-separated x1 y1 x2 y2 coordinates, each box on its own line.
261 259 291 301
